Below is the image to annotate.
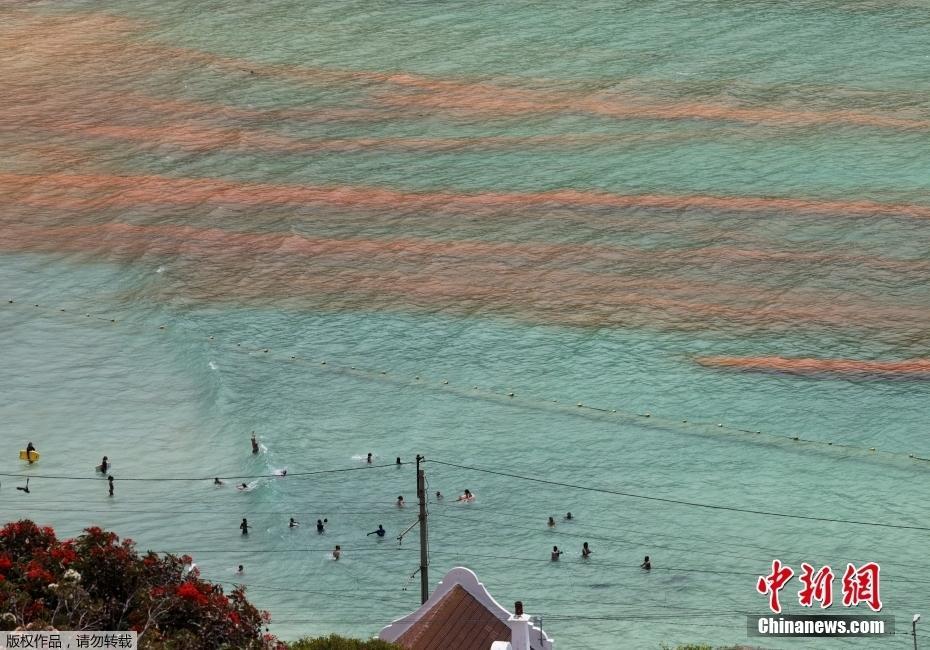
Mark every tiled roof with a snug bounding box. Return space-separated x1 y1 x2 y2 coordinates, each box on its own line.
396 584 511 650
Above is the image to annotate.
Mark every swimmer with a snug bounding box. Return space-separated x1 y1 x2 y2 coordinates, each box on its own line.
395 457 401 466
548 516 556 528
641 556 651 570
108 475 114 497
235 564 244 575
275 469 287 477
366 452 373 464
97 456 109 473
289 518 299 528
25 442 36 464
250 432 259 455
332 545 341 561
551 546 563 561
316 519 326 533
396 496 405 508
582 542 592 559
367 524 386 538
240 518 250 535
455 489 474 502
238 483 248 490
565 512 573 521
214 477 224 486
16 478 30 494
435 491 443 501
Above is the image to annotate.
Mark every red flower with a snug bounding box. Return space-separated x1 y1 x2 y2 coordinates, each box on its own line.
176 581 208 605
0 554 12 572
227 611 241 626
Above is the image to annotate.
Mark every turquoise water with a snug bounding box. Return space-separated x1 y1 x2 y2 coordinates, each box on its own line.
2 1 930 648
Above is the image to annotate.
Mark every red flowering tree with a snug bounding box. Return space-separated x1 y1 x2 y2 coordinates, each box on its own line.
0 520 280 649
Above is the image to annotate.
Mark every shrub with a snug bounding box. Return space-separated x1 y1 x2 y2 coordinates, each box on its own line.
0 520 279 650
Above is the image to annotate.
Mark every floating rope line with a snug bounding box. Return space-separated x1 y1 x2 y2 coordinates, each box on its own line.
4 297 928 465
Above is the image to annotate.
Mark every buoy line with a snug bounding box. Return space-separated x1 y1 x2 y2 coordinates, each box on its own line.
5 297 927 466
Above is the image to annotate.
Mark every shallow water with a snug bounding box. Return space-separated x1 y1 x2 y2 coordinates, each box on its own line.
2 1 930 648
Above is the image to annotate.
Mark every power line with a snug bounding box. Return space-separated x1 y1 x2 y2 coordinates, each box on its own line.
0 461 408 482
158 547 415 555
427 459 930 532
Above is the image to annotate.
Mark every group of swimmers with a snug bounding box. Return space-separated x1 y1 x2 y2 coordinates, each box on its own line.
550 543 650 569
547 512 573 527
546 513 651 568
18 442 115 496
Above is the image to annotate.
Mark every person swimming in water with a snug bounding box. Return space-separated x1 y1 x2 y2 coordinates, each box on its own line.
250 432 259 454
25 442 36 464
396 496 405 508
435 491 443 500
565 512 573 520
316 519 326 533
547 516 556 528
582 542 592 559
332 545 341 561
367 524 386 538
641 555 651 570
238 483 248 490
235 564 244 575
395 457 401 466
289 518 299 528
97 456 109 473
240 518 250 535
214 477 224 486
455 489 474 502
366 452 373 464
551 546 563 561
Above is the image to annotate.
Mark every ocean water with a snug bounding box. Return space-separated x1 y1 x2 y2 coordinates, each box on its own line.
2 1 930 648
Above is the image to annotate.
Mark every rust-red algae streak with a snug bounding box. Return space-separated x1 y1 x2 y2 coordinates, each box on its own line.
3 173 930 219
695 356 930 378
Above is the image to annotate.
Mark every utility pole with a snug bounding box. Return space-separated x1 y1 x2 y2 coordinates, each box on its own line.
416 454 429 604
